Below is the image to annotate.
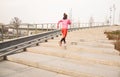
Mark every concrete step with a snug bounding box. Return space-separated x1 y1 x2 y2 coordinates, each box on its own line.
67 28 113 44
0 61 71 77
47 38 114 49
47 34 114 49
27 46 120 67
7 52 120 77
77 41 114 48
39 42 119 55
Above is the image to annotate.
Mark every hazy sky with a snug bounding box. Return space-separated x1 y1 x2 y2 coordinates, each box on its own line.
0 0 120 24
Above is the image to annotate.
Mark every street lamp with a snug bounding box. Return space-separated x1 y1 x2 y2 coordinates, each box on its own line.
109 7 112 26
113 4 116 25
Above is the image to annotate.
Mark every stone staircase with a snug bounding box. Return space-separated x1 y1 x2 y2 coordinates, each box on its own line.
7 26 120 77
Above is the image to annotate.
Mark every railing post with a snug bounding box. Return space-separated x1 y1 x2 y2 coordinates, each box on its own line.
78 23 80 29
51 24 53 30
42 24 44 31
27 24 29 36
35 24 37 34
47 24 48 31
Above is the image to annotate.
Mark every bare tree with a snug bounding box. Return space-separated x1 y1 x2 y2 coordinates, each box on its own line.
10 17 21 37
0 23 8 41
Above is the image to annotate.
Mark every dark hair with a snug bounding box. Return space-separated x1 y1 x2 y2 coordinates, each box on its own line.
63 13 67 20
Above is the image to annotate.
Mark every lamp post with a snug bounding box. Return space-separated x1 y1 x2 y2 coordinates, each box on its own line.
113 4 116 25
109 7 112 26
119 11 120 25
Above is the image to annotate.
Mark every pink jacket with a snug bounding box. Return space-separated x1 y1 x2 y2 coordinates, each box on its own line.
57 19 71 29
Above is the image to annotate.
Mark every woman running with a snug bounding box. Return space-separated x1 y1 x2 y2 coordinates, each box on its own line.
57 13 71 46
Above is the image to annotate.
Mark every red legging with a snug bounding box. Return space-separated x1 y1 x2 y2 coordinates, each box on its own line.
61 29 68 38
60 29 68 44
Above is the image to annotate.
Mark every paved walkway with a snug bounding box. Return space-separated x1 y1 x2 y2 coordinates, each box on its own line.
1 26 120 77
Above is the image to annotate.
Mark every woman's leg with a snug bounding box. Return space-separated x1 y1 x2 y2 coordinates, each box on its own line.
60 37 66 44
63 29 67 44
59 29 67 46
62 29 67 38
64 38 66 44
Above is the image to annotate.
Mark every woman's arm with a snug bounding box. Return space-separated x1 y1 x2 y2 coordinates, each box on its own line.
57 20 62 28
68 20 71 25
